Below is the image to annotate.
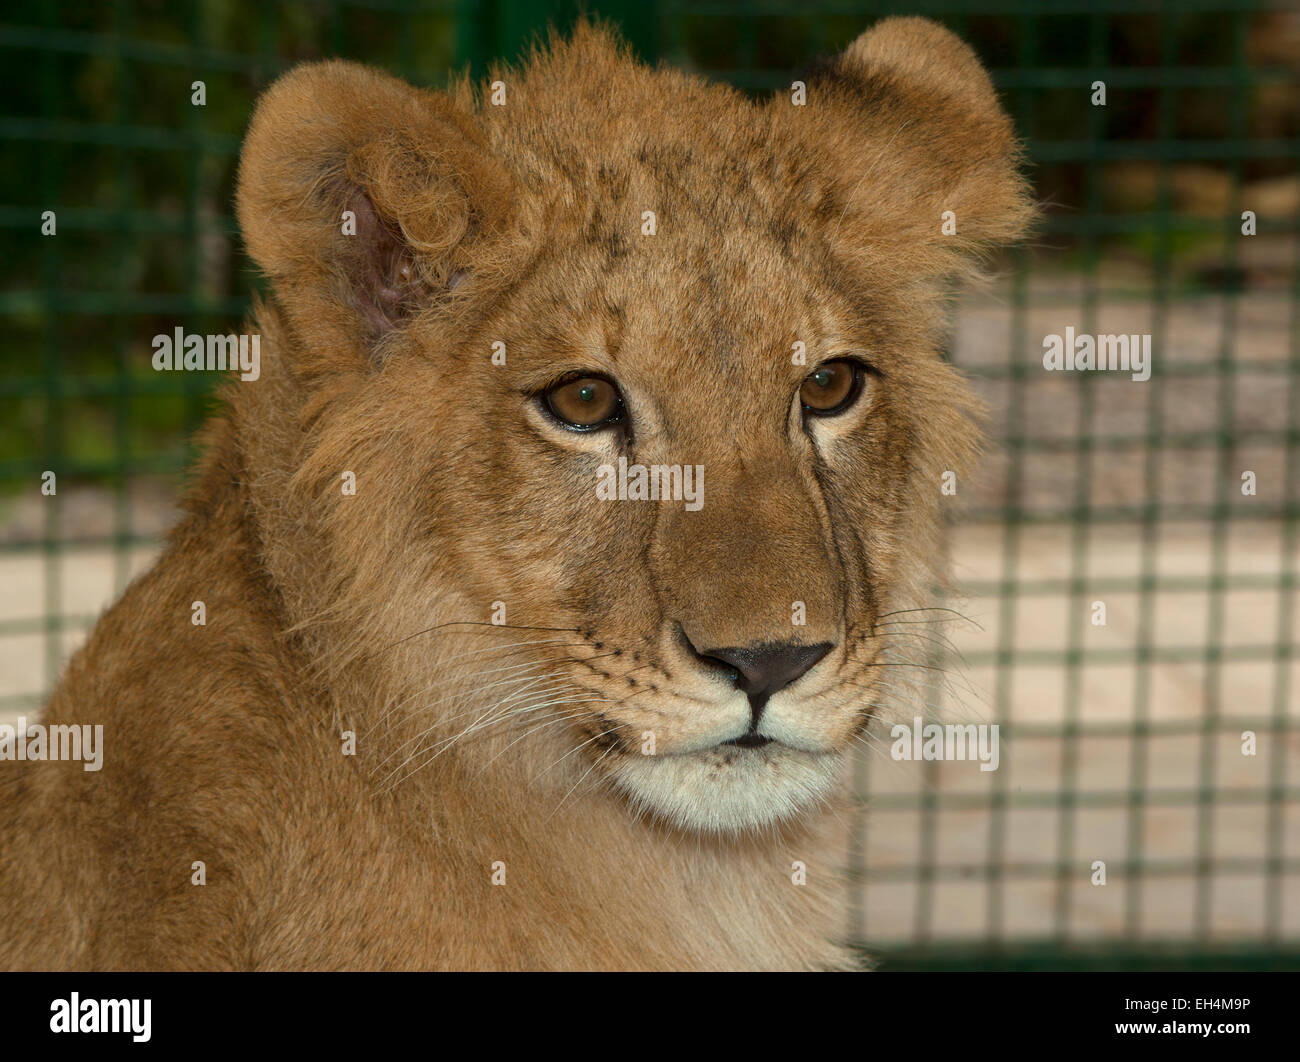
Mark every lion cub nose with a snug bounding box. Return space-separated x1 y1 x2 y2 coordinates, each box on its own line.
690 640 833 720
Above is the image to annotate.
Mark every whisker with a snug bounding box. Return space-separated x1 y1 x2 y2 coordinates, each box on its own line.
379 620 583 654
382 693 609 795
530 725 621 787
474 698 616 775
866 627 973 671
369 672 573 773
372 675 575 783
366 647 621 743
548 743 618 820
363 653 578 740
873 605 980 628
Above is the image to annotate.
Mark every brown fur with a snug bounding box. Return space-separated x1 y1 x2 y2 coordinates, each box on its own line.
0 18 1030 970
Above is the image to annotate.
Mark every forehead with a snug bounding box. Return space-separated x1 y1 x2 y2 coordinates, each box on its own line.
494 59 819 261
510 155 854 360
483 68 875 394
509 228 854 390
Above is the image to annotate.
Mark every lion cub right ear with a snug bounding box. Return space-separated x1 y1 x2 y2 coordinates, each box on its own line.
236 61 514 374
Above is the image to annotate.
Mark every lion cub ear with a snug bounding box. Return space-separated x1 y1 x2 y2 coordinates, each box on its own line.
236 61 513 372
789 17 1033 274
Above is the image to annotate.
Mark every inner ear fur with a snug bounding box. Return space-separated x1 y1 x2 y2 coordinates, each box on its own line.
236 60 514 373
789 16 1034 275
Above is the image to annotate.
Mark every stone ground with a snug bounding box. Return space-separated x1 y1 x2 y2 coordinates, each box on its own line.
2 275 1296 949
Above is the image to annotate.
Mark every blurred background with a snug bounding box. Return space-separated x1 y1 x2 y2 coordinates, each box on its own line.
1 0 1297 969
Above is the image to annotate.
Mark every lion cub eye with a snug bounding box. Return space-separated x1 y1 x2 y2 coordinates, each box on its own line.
800 359 864 416
542 375 625 431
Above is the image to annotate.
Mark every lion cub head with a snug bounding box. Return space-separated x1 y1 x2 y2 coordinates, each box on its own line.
233 18 1030 834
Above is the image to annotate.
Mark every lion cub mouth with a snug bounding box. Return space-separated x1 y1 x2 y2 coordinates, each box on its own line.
721 733 773 749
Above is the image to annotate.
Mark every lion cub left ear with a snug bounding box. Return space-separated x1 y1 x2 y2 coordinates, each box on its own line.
784 17 1033 275
236 61 514 374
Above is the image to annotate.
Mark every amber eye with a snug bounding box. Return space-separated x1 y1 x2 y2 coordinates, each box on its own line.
800 359 863 416
542 375 625 430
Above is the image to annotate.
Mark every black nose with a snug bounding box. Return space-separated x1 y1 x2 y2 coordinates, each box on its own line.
689 639 833 724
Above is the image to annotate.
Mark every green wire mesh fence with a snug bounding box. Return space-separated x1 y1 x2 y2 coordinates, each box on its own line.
1 0 1296 969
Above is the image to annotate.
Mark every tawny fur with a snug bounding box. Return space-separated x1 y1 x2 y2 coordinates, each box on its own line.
0 18 1030 970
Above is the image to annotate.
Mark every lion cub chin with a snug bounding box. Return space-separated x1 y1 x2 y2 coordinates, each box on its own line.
0 17 1028 971
614 744 845 834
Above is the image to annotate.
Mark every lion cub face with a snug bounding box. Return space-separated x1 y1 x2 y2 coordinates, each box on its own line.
236 19 1030 832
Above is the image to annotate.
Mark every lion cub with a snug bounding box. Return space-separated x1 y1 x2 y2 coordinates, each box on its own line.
1 18 1029 970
